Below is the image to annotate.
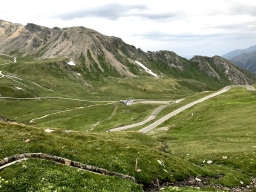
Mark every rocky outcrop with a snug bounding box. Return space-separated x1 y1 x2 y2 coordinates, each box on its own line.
0 153 136 182
191 55 256 85
191 56 220 79
0 20 140 77
1 19 256 84
146 51 185 71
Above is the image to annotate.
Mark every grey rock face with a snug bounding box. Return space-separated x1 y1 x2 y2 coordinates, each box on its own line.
191 55 256 85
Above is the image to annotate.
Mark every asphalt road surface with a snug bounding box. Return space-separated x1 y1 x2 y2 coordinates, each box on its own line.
139 85 254 133
109 104 169 132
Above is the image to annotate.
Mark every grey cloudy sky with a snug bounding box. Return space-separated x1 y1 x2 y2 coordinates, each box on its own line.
1 0 256 58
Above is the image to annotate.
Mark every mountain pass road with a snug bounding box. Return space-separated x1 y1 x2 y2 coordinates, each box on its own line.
139 85 254 133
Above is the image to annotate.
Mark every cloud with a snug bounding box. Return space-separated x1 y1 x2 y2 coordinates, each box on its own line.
134 12 178 20
54 3 178 21
132 31 255 42
230 3 256 16
203 21 256 32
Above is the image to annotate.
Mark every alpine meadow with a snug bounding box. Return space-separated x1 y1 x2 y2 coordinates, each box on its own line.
0 14 256 192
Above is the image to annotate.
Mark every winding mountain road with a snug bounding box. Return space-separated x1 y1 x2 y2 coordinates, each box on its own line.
109 104 169 132
139 85 255 133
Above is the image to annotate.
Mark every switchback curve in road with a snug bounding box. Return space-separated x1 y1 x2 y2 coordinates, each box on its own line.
139 85 255 133
109 104 169 132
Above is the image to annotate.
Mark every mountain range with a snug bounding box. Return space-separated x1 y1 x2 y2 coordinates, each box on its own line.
0 19 256 86
221 45 256 74
1 19 256 191
229 51 256 73
222 45 256 60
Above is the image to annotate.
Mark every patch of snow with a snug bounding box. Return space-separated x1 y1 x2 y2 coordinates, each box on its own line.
16 87 22 90
0 71 4 78
135 61 158 77
44 129 54 133
67 61 76 66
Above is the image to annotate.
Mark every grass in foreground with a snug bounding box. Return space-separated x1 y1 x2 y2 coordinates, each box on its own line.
0 122 210 191
0 159 141 192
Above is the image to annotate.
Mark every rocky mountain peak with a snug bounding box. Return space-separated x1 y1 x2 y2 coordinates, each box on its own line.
25 23 43 33
0 19 256 84
191 55 256 84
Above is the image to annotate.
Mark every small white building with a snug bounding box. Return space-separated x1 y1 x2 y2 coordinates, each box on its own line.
120 99 133 106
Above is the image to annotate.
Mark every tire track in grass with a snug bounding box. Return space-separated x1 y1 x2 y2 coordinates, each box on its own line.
29 103 113 123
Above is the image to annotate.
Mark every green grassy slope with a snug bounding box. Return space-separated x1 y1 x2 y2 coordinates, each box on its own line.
0 159 142 192
0 122 209 191
152 88 256 188
1 88 255 191
0 55 13 64
1 55 256 191
0 55 224 132
0 56 217 100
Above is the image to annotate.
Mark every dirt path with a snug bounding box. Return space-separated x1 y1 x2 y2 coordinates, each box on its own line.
29 103 113 123
0 96 115 103
108 105 118 120
91 105 118 130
